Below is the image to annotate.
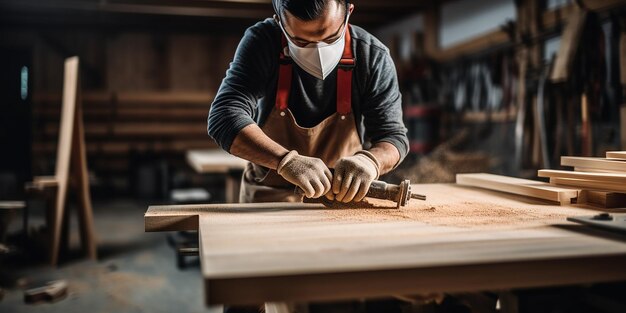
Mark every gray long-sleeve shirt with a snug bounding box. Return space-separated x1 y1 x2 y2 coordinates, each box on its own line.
207 18 409 164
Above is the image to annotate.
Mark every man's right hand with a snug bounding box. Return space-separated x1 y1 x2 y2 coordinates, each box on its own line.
276 150 332 198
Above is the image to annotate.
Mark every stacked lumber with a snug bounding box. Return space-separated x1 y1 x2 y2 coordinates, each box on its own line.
456 173 580 205
537 152 626 208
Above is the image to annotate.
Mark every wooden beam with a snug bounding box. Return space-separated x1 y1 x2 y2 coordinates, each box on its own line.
456 173 579 204
436 30 510 62
538 169 626 184
423 4 439 59
561 156 626 172
550 177 626 193
543 0 626 29
550 6 587 82
606 151 626 160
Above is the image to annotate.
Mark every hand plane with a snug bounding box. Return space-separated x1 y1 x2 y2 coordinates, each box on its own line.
296 179 426 209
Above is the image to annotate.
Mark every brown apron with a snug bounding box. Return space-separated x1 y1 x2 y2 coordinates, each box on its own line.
239 25 362 203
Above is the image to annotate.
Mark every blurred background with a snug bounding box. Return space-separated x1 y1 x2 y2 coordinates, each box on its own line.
1 0 625 198
0 0 625 312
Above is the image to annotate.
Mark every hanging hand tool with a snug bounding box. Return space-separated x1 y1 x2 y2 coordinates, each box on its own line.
296 179 426 209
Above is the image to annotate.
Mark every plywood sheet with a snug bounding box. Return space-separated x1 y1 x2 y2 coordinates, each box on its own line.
456 173 579 204
145 184 626 306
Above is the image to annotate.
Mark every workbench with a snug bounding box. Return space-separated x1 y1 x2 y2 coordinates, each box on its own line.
144 184 626 307
186 149 247 203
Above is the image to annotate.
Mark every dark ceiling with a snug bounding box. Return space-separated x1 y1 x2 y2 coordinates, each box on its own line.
0 0 433 33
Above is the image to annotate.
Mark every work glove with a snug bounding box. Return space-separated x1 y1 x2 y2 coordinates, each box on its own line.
328 150 380 203
277 150 332 199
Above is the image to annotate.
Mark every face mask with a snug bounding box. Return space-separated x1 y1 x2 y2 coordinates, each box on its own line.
278 15 349 80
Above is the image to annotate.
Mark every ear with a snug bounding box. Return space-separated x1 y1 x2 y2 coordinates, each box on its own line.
348 3 354 15
273 14 279 23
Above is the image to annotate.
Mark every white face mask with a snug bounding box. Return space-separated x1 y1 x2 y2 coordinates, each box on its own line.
278 14 349 80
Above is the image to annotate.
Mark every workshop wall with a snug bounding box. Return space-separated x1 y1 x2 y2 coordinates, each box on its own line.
1 28 240 196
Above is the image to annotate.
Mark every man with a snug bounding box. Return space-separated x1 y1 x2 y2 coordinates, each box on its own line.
208 0 408 204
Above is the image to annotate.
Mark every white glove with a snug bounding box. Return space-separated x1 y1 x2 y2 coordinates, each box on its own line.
328 150 380 203
277 150 332 198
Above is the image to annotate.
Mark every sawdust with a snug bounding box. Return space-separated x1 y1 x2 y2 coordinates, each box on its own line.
322 188 584 230
63 264 166 304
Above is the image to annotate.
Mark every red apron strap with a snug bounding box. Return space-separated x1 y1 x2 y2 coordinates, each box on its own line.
275 35 292 111
337 25 354 115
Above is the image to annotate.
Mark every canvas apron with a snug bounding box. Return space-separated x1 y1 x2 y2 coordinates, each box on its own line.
240 25 362 203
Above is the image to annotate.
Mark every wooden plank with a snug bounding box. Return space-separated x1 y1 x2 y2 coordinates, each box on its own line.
145 184 626 306
561 156 626 172
204 254 626 306
49 57 80 266
550 177 626 193
539 169 626 184
542 1 626 30
70 89 97 261
145 203 324 232
455 173 579 204
606 151 626 160
550 6 587 82
186 149 247 174
573 167 621 173
577 190 626 209
542 4 576 29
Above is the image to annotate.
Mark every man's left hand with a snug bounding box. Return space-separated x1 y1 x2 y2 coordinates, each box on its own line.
328 151 380 203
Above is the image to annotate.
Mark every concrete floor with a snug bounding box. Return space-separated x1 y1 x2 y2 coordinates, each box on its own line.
0 199 219 313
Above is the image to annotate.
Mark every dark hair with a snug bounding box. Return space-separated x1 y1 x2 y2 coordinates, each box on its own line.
277 0 347 21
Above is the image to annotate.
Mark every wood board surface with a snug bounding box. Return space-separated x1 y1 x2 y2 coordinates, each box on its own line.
561 156 626 172
539 169 626 184
145 184 626 306
606 151 626 160
550 177 626 193
186 149 248 174
455 173 579 204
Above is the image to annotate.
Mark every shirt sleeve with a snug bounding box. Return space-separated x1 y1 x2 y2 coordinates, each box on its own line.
207 22 277 152
361 48 409 167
